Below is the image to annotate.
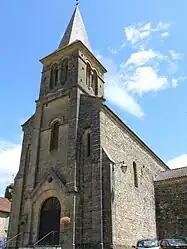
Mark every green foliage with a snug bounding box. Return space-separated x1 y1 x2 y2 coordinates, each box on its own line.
4 183 14 201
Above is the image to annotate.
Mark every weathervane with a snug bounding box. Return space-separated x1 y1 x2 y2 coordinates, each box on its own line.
76 0 79 6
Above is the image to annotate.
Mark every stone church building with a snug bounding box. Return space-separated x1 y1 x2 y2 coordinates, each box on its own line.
7 6 171 249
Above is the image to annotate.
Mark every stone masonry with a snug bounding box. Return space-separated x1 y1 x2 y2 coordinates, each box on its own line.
7 6 169 249
155 167 187 240
100 107 167 248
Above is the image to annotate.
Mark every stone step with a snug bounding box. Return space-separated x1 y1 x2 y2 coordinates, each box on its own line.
19 247 62 249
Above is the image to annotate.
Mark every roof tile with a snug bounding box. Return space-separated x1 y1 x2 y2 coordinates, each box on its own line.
155 166 187 181
0 197 11 213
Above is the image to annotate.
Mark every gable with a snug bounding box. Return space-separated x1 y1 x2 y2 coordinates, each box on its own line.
101 105 168 170
30 169 67 203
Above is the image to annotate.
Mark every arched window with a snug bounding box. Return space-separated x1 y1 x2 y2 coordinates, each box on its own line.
92 70 98 95
86 63 91 87
64 60 68 82
61 59 68 84
82 128 91 158
50 121 60 151
133 162 138 188
50 65 58 89
54 67 58 86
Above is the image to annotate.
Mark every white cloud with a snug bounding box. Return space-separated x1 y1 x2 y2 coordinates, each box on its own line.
97 20 185 118
97 52 144 118
167 154 187 169
155 21 170 31
161 32 169 37
0 141 21 194
122 49 160 68
108 47 117 54
171 78 179 88
140 22 152 31
169 50 183 60
120 42 126 49
105 79 144 118
125 24 150 45
171 77 186 88
127 66 168 95
124 21 170 47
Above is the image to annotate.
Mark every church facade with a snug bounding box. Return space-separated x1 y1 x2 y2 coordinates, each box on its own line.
7 6 169 249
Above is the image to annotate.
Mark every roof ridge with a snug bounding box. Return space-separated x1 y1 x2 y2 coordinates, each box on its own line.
168 166 187 171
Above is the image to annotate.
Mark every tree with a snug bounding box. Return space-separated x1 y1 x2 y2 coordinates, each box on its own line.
4 183 14 201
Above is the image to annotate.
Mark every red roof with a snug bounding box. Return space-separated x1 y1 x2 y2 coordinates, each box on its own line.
0 197 11 213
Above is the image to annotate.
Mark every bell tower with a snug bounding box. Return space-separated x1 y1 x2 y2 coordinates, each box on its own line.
7 4 107 249
39 6 106 100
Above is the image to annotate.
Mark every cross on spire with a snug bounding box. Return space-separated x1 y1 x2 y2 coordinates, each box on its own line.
76 0 79 6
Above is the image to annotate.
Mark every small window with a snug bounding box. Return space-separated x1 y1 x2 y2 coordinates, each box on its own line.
92 70 98 95
64 61 68 82
87 133 91 157
50 121 59 151
50 65 58 89
86 63 91 87
133 161 138 188
54 68 58 86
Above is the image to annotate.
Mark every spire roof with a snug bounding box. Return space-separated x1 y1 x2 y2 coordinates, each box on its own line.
58 6 91 50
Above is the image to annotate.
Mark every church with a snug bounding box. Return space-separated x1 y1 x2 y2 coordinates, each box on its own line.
7 5 170 249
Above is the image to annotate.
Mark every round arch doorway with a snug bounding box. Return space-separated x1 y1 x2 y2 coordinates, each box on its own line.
38 197 61 245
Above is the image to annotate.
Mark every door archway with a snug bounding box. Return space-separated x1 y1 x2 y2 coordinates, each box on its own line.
38 197 61 245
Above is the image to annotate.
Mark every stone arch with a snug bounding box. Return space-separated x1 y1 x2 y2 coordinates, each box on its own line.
31 189 66 245
50 120 60 151
60 56 69 63
38 197 61 245
50 64 58 89
61 58 69 84
48 118 61 128
86 62 91 87
92 69 98 95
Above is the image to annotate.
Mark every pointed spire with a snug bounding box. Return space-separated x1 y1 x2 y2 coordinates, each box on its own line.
58 6 91 50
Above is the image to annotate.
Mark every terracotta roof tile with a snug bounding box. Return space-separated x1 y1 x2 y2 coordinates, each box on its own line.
0 197 11 213
155 166 187 181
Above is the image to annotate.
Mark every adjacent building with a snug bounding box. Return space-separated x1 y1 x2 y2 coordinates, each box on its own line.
155 167 187 239
0 197 11 238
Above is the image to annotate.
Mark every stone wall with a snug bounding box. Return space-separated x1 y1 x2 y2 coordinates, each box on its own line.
36 95 70 183
39 47 78 98
8 40 107 249
0 212 9 237
7 116 34 247
155 177 187 239
100 106 167 248
77 49 105 98
76 94 104 249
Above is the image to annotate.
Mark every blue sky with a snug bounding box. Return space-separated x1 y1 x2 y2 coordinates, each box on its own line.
0 0 187 195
